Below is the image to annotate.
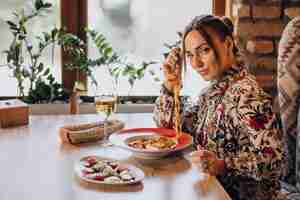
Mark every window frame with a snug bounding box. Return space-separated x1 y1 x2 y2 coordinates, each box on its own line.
213 0 226 16
61 0 87 92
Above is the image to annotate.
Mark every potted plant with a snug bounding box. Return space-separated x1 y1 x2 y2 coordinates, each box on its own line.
2 0 90 114
3 0 66 101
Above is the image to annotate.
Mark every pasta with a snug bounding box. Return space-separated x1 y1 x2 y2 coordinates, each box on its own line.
174 84 182 140
174 48 183 141
127 136 177 150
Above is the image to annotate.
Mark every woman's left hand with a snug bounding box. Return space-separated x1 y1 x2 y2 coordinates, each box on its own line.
190 149 225 176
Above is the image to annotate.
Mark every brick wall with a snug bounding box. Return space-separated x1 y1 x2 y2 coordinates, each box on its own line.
232 0 300 95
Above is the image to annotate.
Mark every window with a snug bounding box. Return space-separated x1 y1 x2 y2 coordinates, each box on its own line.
0 0 61 96
0 0 215 98
88 0 212 97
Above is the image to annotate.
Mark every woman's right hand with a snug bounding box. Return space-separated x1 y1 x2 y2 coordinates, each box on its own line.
189 148 226 176
162 47 182 92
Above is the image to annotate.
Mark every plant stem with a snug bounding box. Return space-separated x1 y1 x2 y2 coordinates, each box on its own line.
24 39 35 92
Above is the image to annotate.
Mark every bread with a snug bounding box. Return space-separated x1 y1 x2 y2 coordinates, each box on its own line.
59 120 125 144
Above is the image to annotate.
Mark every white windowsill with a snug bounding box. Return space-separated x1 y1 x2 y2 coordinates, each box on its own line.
30 103 154 115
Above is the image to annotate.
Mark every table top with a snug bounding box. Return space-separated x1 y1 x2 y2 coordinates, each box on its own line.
0 114 231 200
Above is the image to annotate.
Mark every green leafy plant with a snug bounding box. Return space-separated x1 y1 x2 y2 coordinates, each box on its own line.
59 32 98 88
25 73 68 103
86 28 157 95
3 0 95 103
3 0 67 103
111 60 157 95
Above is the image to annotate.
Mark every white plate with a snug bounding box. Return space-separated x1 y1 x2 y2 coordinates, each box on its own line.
109 128 193 159
74 156 145 185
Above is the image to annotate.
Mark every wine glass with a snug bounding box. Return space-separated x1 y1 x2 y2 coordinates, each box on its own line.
94 91 118 145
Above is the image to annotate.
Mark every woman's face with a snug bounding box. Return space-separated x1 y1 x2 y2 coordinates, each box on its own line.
184 29 230 81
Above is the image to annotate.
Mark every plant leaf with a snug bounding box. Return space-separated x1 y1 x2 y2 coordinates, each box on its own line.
43 3 52 8
35 0 43 10
104 47 113 57
6 21 17 28
43 68 50 76
37 63 44 73
136 68 145 79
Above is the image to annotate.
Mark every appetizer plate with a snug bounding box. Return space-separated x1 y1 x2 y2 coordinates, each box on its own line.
75 156 145 185
109 128 193 159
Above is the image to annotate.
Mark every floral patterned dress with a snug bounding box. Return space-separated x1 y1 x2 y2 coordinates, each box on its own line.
153 64 285 200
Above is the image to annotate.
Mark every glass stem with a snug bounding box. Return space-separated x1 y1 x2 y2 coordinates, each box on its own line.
104 118 108 141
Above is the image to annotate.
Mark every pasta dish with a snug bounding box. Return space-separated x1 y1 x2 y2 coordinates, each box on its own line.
127 136 177 151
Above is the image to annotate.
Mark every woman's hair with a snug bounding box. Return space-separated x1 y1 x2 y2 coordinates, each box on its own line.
182 15 238 68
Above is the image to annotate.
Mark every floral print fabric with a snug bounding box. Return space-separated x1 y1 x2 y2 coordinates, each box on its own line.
154 64 285 200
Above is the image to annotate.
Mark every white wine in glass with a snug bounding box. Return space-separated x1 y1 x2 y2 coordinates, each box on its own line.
94 95 117 144
95 95 117 119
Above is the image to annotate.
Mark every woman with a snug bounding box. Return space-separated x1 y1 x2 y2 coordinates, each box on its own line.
277 17 300 194
153 15 285 200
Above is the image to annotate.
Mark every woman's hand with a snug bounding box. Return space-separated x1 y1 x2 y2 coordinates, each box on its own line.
190 149 226 176
162 47 182 91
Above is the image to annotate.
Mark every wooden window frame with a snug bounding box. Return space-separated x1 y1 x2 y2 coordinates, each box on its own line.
213 0 226 16
61 0 87 92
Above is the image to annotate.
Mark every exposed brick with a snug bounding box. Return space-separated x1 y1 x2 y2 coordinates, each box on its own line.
255 6 281 18
233 4 281 18
255 36 281 41
235 19 285 37
284 7 300 19
233 0 280 6
232 0 284 95
255 74 276 90
247 40 274 54
233 4 250 17
286 1 300 8
254 56 277 72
